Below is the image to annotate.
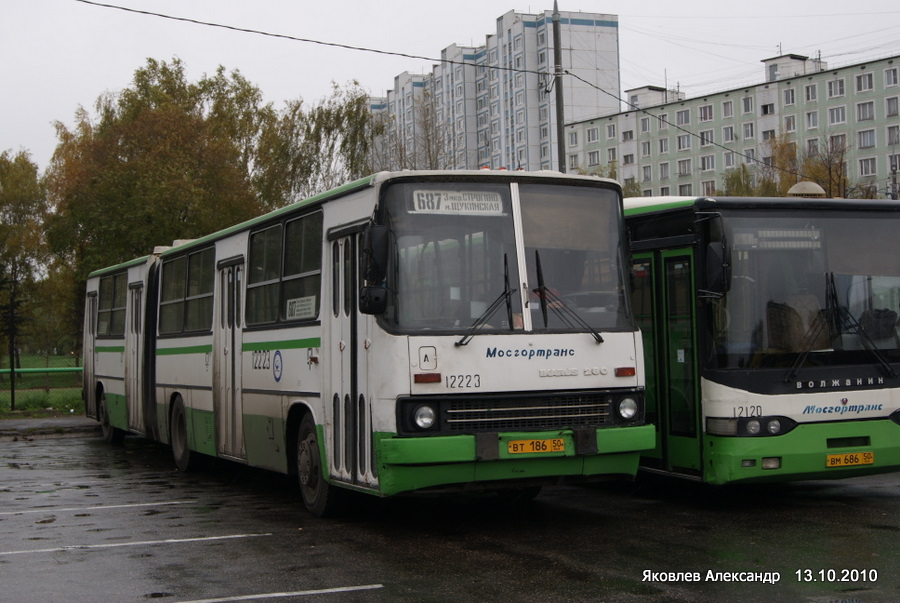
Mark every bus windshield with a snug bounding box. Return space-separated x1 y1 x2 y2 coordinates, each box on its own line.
712 210 900 369
381 181 630 333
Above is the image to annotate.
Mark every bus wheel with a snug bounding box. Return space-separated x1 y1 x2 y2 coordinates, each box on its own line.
98 392 125 445
170 397 200 472
296 414 346 517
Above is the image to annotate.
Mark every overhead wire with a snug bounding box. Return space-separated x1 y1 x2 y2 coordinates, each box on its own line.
77 0 880 183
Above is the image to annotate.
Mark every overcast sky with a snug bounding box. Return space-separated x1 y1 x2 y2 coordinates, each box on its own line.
4 0 900 170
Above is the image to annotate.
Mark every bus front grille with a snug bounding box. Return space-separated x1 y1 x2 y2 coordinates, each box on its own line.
445 392 612 433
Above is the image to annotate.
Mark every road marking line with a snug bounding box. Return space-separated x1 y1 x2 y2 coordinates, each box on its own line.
178 584 385 602
0 500 193 516
0 533 272 556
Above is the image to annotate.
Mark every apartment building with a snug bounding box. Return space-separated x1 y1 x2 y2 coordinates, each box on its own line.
566 54 900 198
371 8 620 171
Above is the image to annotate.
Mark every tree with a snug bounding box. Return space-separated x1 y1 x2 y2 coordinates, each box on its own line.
45 58 269 278
721 164 756 196
0 149 48 410
254 82 379 204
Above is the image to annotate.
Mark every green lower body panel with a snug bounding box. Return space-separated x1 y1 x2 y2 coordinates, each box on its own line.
373 424 655 496
704 419 900 484
105 392 128 430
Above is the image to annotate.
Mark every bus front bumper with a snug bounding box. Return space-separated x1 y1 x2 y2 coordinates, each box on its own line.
374 424 655 496
704 419 900 485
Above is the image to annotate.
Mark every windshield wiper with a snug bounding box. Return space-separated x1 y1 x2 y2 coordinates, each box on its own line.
533 250 603 344
784 273 896 382
456 254 516 346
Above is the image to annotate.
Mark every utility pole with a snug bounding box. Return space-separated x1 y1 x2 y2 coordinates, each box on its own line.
553 1 566 173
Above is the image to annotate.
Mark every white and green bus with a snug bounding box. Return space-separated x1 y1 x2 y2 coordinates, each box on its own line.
83 170 654 515
625 195 900 484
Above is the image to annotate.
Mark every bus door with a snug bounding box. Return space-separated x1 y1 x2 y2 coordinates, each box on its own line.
125 282 144 432
84 292 98 418
329 233 371 486
215 260 245 459
633 249 702 474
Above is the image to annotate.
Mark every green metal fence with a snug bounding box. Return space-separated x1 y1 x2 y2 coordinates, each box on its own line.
0 361 84 414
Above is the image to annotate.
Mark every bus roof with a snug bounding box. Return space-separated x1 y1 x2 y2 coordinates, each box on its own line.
88 170 624 272
624 195 900 217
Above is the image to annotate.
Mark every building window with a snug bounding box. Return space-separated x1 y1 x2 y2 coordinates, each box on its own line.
806 111 818 129
607 148 617 163
702 180 716 195
658 138 669 154
743 123 755 139
827 79 845 98
830 134 847 152
701 155 715 171
857 101 875 121
723 126 735 143
742 97 753 114
856 73 874 92
677 134 691 151
886 97 899 117
783 89 795 106
607 124 616 139
724 151 735 168
858 129 876 149
700 130 713 146
889 125 900 146
658 113 668 130
807 138 819 157
587 127 599 143
678 184 693 195
641 141 651 157
829 106 846 125
660 186 670 196
805 84 818 102
761 103 775 116
859 157 877 177
659 162 670 180
722 100 733 118
676 109 690 125
568 154 579 170
623 154 635 165
886 67 899 87
762 129 776 141
622 130 634 142
784 115 796 132
588 150 600 166
699 105 713 122
744 149 756 164
640 117 651 133
642 166 652 182
677 158 691 176
568 131 578 146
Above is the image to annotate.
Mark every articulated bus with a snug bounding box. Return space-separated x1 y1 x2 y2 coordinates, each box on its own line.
83 170 654 515
624 195 900 485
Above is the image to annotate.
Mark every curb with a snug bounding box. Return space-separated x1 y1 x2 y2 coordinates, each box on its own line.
0 419 101 442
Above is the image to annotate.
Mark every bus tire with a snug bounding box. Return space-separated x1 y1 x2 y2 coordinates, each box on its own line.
296 414 346 517
98 391 125 445
170 396 200 472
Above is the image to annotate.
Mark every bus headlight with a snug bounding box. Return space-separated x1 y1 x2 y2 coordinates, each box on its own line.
707 416 797 437
414 405 436 429
617 397 638 420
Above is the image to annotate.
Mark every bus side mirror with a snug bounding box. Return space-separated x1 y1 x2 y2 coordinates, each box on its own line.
705 241 731 296
362 224 389 283
360 285 387 315
360 223 389 315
